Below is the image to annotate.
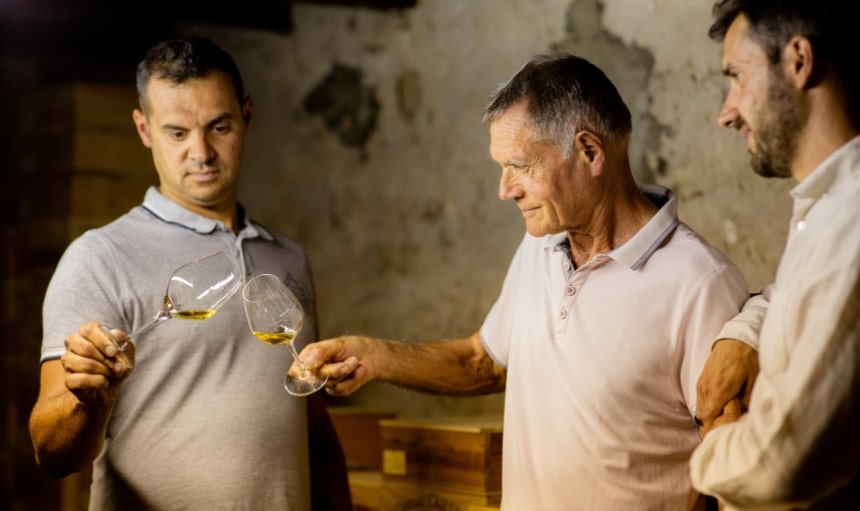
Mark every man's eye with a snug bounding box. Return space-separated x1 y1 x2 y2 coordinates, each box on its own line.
213 123 230 134
510 165 532 176
170 130 187 140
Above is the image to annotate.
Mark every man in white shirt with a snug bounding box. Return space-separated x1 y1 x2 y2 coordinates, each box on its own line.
304 53 750 510
689 1 860 509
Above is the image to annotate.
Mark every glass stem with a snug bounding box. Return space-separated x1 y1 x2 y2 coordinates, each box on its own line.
287 344 310 378
117 308 171 351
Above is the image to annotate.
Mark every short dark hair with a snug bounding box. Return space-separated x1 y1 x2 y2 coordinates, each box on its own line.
709 0 856 101
482 53 632 159
136 35 246 113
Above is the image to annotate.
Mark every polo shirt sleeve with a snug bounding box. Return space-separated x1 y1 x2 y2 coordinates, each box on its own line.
479 235 531 368
680 263 751 418
41 232 125 363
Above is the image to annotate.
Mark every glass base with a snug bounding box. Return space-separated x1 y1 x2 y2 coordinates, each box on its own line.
284 371 328 397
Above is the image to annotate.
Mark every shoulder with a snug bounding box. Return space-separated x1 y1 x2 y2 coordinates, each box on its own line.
666 223 741 273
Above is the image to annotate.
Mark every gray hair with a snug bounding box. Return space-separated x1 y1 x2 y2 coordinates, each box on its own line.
482 53 632 159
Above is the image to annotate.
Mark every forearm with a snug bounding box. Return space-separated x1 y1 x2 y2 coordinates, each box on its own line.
29 391 113 478
371 333 506 396
692 297 860 508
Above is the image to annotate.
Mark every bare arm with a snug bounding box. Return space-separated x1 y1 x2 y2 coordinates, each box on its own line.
301 331 506 397
29 322 133 478
696 339 759 435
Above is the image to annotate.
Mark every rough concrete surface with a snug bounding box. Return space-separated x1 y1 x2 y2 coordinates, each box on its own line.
200 0 791 416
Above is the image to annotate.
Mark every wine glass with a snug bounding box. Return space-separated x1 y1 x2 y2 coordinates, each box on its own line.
242 273 328 396
105 250 242 368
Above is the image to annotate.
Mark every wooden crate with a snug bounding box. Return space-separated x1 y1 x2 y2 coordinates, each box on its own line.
379 415 503 493
348 470 384 511
381 480 501 511
329 407 398 470
17 82 152 176
347 471 501 511
18 171 153 220
19 82 141 134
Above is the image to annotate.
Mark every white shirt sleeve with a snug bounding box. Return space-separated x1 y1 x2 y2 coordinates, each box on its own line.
713 286 772 351
690 269 860 509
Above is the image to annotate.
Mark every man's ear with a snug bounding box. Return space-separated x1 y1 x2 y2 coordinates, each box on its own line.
783 35 819 90
241 95 254 132
132 109 153 148
573 130 605 177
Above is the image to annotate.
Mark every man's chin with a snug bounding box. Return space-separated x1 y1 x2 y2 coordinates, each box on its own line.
524 224 556 238
751 159 792 179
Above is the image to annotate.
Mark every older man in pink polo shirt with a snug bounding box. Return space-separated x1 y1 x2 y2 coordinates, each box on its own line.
303 53 750 510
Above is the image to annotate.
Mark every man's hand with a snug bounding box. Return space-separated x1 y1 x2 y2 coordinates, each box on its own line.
300 336 366 396
61 322 135 406
696 338 758 435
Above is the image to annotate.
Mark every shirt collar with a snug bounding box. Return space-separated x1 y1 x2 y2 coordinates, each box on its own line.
141 186 274 241
790 134 860 220
544 184 680 271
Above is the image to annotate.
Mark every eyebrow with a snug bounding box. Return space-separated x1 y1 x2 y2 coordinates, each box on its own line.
161 113 234 132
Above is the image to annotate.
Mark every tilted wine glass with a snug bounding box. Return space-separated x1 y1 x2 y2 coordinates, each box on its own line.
105 250 242 368
242 273 328 396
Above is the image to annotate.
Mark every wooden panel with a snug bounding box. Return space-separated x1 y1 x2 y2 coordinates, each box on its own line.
17 82 153 176
381 480 501 511
348 470 384 511
347 471 501 511
329 407 398 470
379 416 503 492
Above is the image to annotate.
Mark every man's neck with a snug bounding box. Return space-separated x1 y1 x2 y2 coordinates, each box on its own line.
792 87 860 181
567 185 659 268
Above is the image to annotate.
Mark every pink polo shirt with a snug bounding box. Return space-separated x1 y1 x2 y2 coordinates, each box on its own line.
481 185 749 510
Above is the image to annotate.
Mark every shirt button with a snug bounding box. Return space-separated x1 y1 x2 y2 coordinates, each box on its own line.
563 261 571 271
559 308 568 319
797 220 807 231
566 284 576 296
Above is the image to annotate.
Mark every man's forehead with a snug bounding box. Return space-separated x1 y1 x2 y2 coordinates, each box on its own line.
721 15 764 68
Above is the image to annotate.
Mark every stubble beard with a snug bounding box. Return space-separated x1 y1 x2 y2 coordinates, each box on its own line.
748 70 806 179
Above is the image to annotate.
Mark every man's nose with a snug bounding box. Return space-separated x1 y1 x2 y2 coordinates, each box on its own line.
498 167 522 201
717 96 740 129
188 132 214 163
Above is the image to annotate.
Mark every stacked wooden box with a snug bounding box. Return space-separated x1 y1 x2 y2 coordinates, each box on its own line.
16 82 155 249
329 407 400 471
4 82 155 511
335 411 503 511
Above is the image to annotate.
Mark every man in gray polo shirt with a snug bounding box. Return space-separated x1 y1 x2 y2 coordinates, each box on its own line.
28 35 349 510
301 54 753 510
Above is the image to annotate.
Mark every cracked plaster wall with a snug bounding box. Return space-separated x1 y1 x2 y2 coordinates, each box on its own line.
200 0 791 417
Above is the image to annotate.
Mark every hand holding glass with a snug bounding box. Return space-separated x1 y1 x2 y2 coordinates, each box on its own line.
242 273 327 396
106 250 242 368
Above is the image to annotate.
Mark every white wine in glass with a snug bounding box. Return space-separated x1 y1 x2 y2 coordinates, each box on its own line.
105 250 242 368
242 273 328 396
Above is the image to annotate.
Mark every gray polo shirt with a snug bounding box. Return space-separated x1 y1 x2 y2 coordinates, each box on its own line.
42 187 314 510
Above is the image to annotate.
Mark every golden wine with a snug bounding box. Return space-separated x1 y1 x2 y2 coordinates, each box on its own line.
173 309 217 320
253 329 297 346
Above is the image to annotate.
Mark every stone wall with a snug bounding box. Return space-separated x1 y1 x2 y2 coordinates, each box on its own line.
2 0 793 508
207 0 791 417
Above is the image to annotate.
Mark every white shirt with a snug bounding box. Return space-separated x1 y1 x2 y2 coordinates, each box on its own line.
481 185 749 510
690 136 860 510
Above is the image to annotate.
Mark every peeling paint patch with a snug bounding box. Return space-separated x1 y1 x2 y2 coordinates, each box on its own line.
303 63 380 152
553 0 661 184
